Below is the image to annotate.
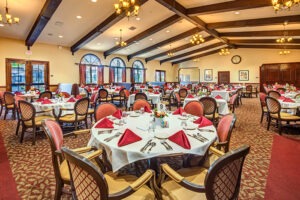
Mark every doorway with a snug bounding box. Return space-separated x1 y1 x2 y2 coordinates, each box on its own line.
218 71 230 85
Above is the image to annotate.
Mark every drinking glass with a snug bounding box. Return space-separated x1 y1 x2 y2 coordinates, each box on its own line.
140 107 145 114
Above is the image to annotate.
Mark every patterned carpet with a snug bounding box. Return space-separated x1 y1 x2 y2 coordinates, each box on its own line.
0 97 299 199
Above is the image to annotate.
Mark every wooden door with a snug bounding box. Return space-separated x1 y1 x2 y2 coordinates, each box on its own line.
218 71 230 85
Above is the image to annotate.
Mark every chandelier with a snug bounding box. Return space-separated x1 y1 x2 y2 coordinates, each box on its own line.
167 45 174 57
116 29 127 47
114 0 140 18
219 48 230 56
276 22 293 43
0 0 20 25
190 33 205 45
272 0 300 12
279 49 291 55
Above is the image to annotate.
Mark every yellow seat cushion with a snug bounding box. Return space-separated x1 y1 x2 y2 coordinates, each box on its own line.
104 171 155 200
263 106 268 112
7 104 15 109
59 114 86 122
59 160 70 182
270 112 300 120
161 167 207 200
100 97 112 101
161 101 170 105
88 108 94 114
205 112 219 119
24 115 55 126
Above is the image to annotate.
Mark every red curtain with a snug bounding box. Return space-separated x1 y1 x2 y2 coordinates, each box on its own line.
143 69 146 83
79 64 86 85
109 67 114 83
122 68 126 82
97 66 104 84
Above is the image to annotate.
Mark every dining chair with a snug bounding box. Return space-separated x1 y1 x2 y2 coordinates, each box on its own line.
58 97 90 130
252 86 258 97
295 93 300 99
112 88 126 107
61 92 71 98
0 91 4 117
98 88 112 104
135 92 148 101
14 95 25 136
265 96 300 134
61 147 156 200
276 88 286 93
158 145 250 200
39 91 52 99
173 92 183 108
268 90 281 99
3 91 17 120
179 88 188 100
243 85 252 98
200 97 218 124
94 103 118 122
42 119 106 200
161 90 175 110
18 100 55 145
215 114 236 153
184 101 204 117
133 99 152 111
123 89 130 110
228 94 239 113
259 92 268 123
237 88 243 106
71 83 80 97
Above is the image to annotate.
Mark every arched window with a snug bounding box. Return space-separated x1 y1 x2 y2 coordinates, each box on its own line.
110 57 126 83
132 60 145 83
79 54 103 85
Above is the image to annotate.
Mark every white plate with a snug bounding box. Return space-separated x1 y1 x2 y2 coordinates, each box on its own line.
178 116 188 120
130 113 140 117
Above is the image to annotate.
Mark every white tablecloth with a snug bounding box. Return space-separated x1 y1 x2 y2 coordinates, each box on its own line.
88 112 217 172
183 97 229 115
127 93 161 108
282 92 300 99
32 100 75 116
211 90 233 102
278 99 300 115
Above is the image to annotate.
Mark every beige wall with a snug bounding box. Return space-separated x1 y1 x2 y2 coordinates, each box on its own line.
179 68 200 82
178 48 300 83
0 37 178 87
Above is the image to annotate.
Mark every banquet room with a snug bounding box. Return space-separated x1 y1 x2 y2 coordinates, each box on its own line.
0 0 300 199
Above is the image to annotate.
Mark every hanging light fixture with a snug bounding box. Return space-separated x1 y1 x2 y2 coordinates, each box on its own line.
167 44 174 57
277 22 293 55
116 29 127 47
279 49 291 55
190 33 205 45
272 0 300 13
0 0 20 26
219 48 230 56
114 0 140 18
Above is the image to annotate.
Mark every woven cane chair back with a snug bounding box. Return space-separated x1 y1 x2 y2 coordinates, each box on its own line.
4 92 15 105
39 91 52 99
200 97 217 115
265 96 280 114
268 91 280 99
74 97 89 116
18 100 35 121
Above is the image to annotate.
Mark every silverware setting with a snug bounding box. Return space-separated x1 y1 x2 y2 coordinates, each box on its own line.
147 142 156 153
196 133 209 141
160 140 173 150
187 134 205 142
98 130 113 134
198 128 214 133
104 132 122 142
140 139 152 152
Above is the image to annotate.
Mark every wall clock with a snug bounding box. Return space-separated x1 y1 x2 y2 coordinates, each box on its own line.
231 55 241 64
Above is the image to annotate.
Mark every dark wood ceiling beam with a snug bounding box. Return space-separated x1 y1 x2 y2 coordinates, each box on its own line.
160 42 224 64
220 30 300 37
71 0 148 53
230 39 300 43
172 49 221 65
25 0 62 47
155 0 229 45
207 15 300 29
127 27 200 60
187 0 271 16
236 44 300 49
145 36 215 62
103 15 181 58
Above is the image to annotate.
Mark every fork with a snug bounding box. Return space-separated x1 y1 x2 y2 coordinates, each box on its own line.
196 133 209 141
187 134 204 142
147 142 156 153
140 139 153 152
104 132 122 142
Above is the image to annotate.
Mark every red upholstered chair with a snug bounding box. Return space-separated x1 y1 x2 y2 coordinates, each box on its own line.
42 119 105 200
228 94 238 113
94 103 118 122
173 92 183 108
215 114 236 152
61 147 156 200
179 88 188 100
184 101 204 117
259 92 268 123
132 99 152 111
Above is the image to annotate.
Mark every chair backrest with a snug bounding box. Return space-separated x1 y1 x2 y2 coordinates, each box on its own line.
268 90 280 99
61 147 109 200
119 88 126 97
173 92 181 107
74 97 89 116
217 114 236 146
295 93 300 99
98 89 108 99
71 83 80 97
184 101 204 117
201 86 208 92
259 92 267 106
179 88 188 98
90 92 98 103
265 96 281 114
205 145 250 200
229 94 238 113
135 92 147 101
4 92 15 105
18 100 35 121
187 84 192 90
39 91 52 99
276 88 286 93
94 103 118 122
61 92 71 98
200 97 217 115
132 99 151 111
123 89 130 98
246 85 252 92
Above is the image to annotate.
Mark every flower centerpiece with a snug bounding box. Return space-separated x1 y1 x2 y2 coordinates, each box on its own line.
154 108 168 127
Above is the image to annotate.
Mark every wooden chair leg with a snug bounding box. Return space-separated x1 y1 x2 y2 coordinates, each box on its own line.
32 127 37 145
16 119 21 135
85 119 88 129
260 112 264 123
54 181 63 200
4 109 8 120
278 121 282 135
20 126 25 143
267 117 271 130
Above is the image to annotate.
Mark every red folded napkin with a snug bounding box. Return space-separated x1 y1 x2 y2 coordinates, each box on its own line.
278 96 285 100
226 89 231 91
118 129 142 147
283 98 295 103
67 97 76 102
173 107 184 115
95 117 114 128
279 91 285 94
42 99 53 104
168 130 191 149
36 98 44 102
215 95 223 99
112 109 122 119
140 85 145 88
115 88 120 91
15 91 22 95
193 116 213 128
154 86 160 88
36 90 40 94
144 106 152 113
187 94 194 98
133 91 138 94
154 91 160 94
76 95 82 99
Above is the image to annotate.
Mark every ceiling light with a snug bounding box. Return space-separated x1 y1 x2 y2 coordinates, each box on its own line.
114 0 140 18
91 0 97 2
116 29 127 47
96 43 101 45
272 0 300 13
219 48 230 56
0 24 4 27
276 22 293 43
166 30 170 33
279 50 291 55
136 17 140 21
149 38 153 41
58 35 63 38
167 44 174 57
0 0 20 25
76 15 82 19
235 11 240 15
190 33 205 45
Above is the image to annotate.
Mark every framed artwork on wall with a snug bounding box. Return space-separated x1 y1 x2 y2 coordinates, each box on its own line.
204 69 213 81
239 70 249 81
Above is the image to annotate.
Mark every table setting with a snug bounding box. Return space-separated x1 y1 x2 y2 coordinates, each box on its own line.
277 96 300 115
127 92 162 108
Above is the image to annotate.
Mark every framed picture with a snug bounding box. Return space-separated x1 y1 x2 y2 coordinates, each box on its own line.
204 69 213 81
239 70 249 81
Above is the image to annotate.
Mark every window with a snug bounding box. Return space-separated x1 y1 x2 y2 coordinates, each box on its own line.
155 70 166 82
79 54 102 85
132 60 144 83
110 57 126 83
6 59 49 92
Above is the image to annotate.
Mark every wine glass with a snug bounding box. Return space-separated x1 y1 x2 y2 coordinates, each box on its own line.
122 111 127 124
140 107 145 114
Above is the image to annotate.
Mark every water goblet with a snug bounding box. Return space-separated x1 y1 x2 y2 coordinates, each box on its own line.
140 107 145 114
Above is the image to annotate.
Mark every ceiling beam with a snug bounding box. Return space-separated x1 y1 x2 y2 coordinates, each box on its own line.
220 30 300 37
25 0 62 48
145 36 215 62
160 42 223 64
230 39 300 43
172 49 221 65
236 44 300 49
207 15 300 29
187 0 271 16
71 0 148 53
103 15 181 58
155 0 229 45
127 27 200 60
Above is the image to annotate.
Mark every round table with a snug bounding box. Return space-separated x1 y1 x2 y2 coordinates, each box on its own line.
88 112 217 172
127 93 161 108
32 99 75 117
